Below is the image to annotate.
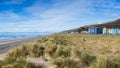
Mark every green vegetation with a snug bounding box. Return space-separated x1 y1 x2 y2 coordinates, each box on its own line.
0 58 33 68
1 34 120 68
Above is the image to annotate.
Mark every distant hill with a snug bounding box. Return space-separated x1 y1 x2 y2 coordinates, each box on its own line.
62 19 120 33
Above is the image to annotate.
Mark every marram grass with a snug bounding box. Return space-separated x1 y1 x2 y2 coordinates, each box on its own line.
1 34 120 68
92 56 120 68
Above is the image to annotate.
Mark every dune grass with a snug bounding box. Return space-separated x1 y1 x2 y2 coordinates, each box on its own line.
1 34 120 68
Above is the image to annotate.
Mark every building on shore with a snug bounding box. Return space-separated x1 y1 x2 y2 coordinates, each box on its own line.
88 27 120 35
103 28 109 34
88 27 102 34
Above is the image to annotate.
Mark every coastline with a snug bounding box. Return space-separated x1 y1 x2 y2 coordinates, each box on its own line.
0 36 43 60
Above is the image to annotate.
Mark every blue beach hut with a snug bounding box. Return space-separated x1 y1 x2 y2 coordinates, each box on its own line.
116 28 119 34
112 28 115 35
112 28 119 35
88 27 102 34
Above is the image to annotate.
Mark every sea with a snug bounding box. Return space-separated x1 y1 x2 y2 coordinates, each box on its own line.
0 32 53 42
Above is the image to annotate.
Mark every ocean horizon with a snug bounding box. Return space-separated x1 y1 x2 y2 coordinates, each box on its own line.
0 32 53 42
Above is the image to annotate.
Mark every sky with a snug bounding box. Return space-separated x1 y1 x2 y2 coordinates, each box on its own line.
0 0 120 32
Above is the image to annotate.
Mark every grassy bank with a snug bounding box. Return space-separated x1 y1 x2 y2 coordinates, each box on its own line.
1 34 120 68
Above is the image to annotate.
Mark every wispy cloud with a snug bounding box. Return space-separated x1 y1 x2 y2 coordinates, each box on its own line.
4 0 26 4
21 0 94 32
0 11 21 20
0 0 120 32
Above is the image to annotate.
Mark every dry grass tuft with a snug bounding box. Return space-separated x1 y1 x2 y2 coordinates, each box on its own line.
1 34 120 68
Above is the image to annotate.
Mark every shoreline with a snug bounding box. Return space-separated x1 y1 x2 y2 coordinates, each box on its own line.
0 36 43 54
0 36 43 60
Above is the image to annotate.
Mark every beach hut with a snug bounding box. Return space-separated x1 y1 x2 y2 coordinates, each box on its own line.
88 27 102 34
103 28 106 34
118 29 120 34
112 28 119 35
116 28 119 34
108 29 112 35
111 28 114 35
103 28 109 34
88 27 94 34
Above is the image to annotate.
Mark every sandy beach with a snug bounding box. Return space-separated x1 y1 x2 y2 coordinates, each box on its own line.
0 36 42 60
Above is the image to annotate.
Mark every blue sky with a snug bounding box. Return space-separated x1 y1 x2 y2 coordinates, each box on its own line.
0 0 120 32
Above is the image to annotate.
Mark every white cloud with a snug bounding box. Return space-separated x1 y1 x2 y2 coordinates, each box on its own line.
19 0 95 32
1 0 120 32
0 11 21 20
24 0 93 23
4 0 26 4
